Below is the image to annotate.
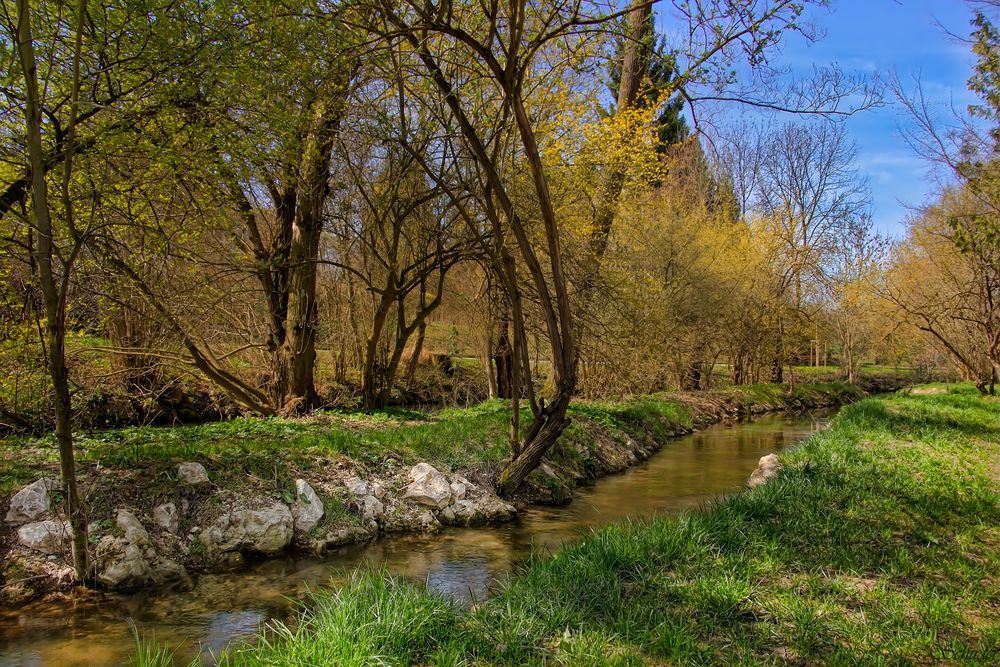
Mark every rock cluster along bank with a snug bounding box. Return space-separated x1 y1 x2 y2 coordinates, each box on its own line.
1 460 516 597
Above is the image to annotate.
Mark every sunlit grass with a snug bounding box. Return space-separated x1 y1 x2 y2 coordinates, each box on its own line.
212 385 1000 665
3 383 856 489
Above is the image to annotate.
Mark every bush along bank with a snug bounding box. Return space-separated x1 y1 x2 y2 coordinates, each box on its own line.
1 381 865 603
204 385 1000 666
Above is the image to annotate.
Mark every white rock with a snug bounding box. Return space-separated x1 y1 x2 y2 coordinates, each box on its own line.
344 476 368 498
439 499 479 526
452 499 478 522
404 463 452 509
361 495 384 520
200 500 293 555
5 478 58 524
96 535 149 587
116 509 149 544
153 503 180 534
408 462 437 482
177 462 210 485
371 481 387 499
152 558 186 581
449 481 467 500
291 479 324 534
747 453 783 488
17 520 69 554
419 510 439 530
455 476 477 492
95 530 187 590
470 495 518 523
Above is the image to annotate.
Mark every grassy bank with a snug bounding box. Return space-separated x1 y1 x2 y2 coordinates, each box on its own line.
1 381 861 497
201 385 999 665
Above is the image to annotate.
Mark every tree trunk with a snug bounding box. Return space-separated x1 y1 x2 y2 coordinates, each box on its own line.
16 0 89 580
272 86 350 412
591 0 652 252
493 316 514 399
362 290 394 409
404 321 427 386
579 0 654 303
274 213 321 412
495 390 572 498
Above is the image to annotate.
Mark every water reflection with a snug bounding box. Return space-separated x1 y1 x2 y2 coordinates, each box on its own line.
0 411 829 666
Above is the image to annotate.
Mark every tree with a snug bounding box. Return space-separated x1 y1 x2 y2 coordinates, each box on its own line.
752 121 872 379
11 0 90 580
80 1 361 415
891 2 1000 384
824 216 887 384
886 188 999 394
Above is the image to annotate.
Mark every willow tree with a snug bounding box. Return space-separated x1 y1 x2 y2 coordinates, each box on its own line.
144 1 363 413
83 1 362 414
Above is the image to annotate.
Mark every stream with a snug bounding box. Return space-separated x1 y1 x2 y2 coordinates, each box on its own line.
0 409 832 666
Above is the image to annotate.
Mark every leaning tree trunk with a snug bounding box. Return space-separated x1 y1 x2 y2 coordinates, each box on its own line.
495 389 572 498
403 281 429 386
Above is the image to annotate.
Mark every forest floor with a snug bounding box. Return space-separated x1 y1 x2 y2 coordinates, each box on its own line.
192 385 1000 666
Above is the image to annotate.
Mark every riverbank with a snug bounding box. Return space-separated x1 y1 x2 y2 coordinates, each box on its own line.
1 382 865 604
206 385 999 665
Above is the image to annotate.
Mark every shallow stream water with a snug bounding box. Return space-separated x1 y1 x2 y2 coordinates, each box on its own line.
0 410 832 666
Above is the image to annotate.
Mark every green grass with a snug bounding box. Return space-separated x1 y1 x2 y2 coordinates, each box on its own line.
1 401 515 486
713 381 864 412
2 383 858 492
206 385 1000 666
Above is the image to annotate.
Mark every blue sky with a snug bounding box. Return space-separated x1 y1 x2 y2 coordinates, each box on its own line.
664 0 981 237
792 0 978 237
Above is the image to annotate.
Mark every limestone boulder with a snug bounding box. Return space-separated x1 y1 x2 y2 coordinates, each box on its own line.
177 462 210 485
747 453 783 488
95 532 186 590
96 536 151 588
438 500 479 526
199 500 293 555
17 520 69 554
5 478 58 524
313 525 375 552
469 495 517 524
291 479 324 534
361 495 384 521
419 510 440 532
116 509 149 545
404 463 452 509
153 503 180 534
344 476 369 498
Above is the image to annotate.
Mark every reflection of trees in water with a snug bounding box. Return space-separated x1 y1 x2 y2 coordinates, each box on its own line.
358 531 519 603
